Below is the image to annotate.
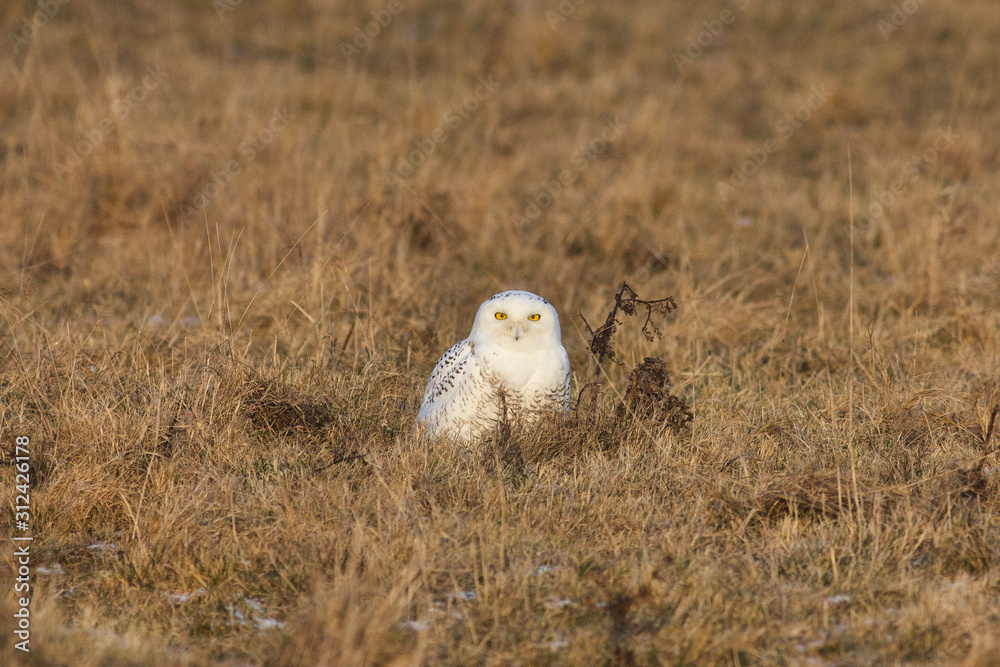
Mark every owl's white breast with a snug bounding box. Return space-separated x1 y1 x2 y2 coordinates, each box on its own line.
476 338 570 395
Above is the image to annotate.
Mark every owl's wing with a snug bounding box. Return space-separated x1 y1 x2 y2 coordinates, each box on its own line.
417 338 475 419
557 347 572 408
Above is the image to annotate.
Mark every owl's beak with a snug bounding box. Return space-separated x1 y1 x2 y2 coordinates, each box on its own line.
511 323 524 341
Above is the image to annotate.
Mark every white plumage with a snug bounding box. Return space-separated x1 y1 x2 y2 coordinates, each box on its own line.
415 290 571 441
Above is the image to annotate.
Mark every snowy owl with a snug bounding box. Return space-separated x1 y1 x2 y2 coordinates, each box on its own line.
415 290 571 441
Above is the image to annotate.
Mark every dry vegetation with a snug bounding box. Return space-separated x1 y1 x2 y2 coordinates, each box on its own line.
3 0 1000 664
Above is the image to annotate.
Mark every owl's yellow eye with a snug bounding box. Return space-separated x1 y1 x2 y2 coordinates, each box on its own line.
528 314 541 321
495 312 507 320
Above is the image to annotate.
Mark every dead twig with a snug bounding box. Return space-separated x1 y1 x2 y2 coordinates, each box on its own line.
579 282 677 380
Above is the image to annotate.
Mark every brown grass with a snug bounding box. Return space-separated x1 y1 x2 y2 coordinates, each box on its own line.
3 0 1000 664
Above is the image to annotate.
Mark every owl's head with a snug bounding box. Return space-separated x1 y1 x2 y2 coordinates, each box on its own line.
469 290 562 349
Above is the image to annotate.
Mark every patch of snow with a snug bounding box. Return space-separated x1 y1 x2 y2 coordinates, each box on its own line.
164 589 206 604
544 637 569 651
253 616 284 630
225 598 283 631
227 607 248 626
544 597 574 610
447 590 476 602
397 620 428 632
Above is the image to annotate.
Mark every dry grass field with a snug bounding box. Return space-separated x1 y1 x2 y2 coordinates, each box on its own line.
3 0 1000 664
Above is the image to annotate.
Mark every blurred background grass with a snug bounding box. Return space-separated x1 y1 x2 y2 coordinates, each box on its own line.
2 0 1000 664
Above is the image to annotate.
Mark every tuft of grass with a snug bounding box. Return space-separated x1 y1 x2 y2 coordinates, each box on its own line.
2 0 1000 664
